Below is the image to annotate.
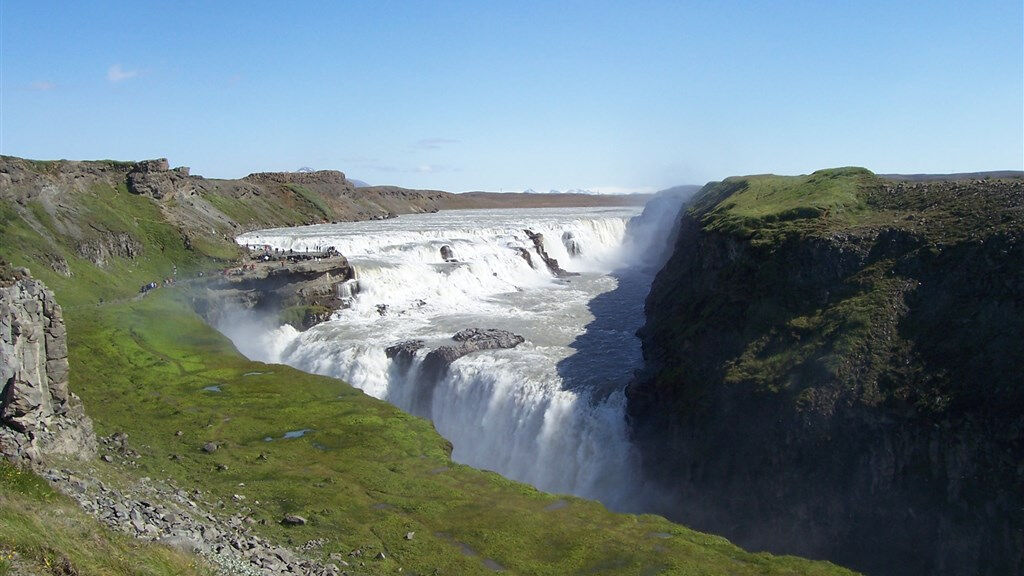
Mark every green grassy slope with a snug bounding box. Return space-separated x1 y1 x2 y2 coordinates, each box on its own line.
0 162 857 574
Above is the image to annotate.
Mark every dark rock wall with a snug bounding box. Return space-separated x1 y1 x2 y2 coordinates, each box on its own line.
627 208 1023 575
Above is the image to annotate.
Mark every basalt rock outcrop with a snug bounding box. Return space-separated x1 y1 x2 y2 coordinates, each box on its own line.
75 231 143 267
388 329 525 417
127 158 194 200
0 266 96 466
385 340 426 369
420 328 526 380
523 229 578 277
561 231 582 257
195 255 357 330
626 170 1024 576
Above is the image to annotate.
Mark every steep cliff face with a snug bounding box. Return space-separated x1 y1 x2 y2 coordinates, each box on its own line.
627 170 1024 576
0 265 96 466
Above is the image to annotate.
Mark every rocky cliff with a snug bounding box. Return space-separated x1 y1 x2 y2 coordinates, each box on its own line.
626 169 1024 576
195 254 357 330
0 265 95 466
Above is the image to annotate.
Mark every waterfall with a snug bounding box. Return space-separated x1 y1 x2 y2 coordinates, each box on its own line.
226 206 667 510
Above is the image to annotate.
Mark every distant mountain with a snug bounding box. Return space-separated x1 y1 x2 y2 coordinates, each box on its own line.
523 187 599 195
348 178 371 188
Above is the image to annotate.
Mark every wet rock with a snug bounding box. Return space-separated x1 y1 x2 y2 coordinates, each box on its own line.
562 231 582 257
385 340 425 367
514 247 535 268
452 328 525 348
440 245 458 262
420 329 525 383
523 229 578 277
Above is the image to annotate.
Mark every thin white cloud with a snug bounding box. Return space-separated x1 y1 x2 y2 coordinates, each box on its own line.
413 164 460 174
413 138 459 150
514 185 657 195
27 81 57 91
107 64 138 83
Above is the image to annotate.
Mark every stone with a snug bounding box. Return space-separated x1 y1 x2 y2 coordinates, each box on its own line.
405 531 415 540
201 442 218 453
281 514 307 526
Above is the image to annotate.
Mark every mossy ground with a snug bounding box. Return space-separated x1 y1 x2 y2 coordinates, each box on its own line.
0 175 858 575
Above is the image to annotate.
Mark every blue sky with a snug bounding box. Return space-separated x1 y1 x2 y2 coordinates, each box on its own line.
2 1 1021 192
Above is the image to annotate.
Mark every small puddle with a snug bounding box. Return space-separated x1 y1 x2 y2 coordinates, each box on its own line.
263 429 313 442
243 371 268 377
202 385 222 392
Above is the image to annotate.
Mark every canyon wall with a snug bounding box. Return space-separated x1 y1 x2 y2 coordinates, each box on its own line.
627 170 1024 576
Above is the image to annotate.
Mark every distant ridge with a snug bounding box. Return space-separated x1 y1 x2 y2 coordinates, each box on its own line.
879 170 1023 182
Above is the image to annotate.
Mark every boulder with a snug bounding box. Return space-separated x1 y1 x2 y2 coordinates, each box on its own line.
562 231 582 257
281 514 307 526
440 245 458 262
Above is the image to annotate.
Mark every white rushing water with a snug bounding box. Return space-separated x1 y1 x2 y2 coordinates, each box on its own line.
226 206 672 510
